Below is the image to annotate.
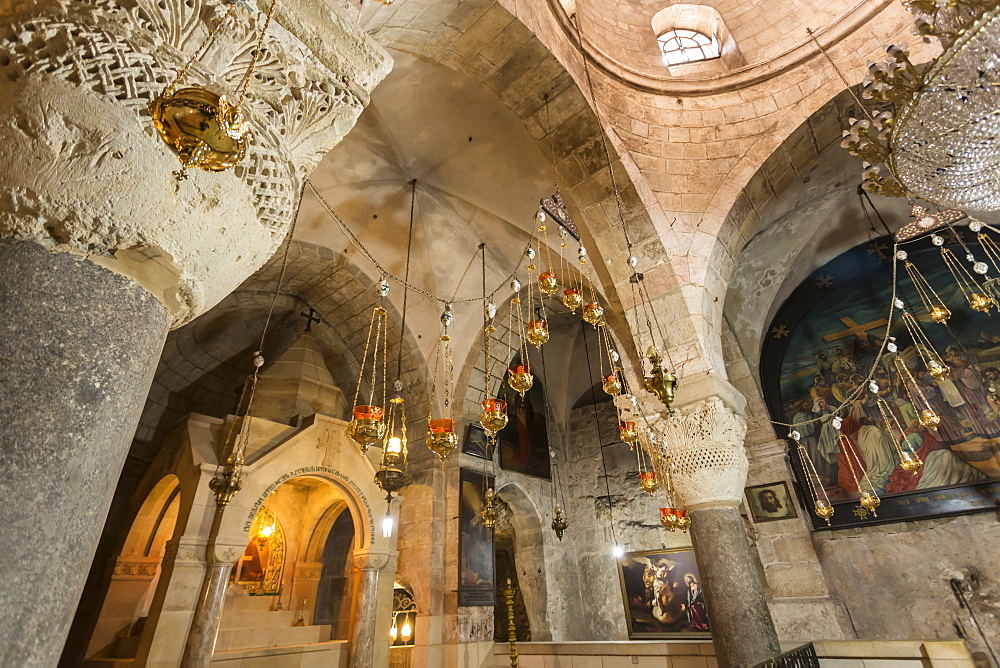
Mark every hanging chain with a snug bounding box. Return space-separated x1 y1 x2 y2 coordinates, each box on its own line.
233 0 280 107
164 1 241 96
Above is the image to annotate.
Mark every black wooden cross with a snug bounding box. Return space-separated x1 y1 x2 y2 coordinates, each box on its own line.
300 308 321 332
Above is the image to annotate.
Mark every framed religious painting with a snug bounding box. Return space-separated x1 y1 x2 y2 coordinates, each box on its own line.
745 481 798 523
761 231 1000 530
617 548 711 639
497 356 551 479
458 468 495 606
462 423 493 460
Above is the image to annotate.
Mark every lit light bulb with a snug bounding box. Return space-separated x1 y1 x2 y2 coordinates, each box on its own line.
387 436 402 454
382 514 394 538
390 625 398 642
612 545 624 558
400 622 412 641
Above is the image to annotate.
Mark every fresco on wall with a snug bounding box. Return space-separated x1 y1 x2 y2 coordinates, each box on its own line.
498 356 551 480
458 468 495 606
761 231 1000 529
618 548 711 639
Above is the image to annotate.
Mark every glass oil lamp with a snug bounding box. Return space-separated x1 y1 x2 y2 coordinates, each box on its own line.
426 418 457 463
619 421 639 443
480 398 508 438
674 509 691 532
508 364 534 396
538 271 558 296
480 488 499 529
582 301 604 326
561 287 582 313
639 471 658 496
527 319 550 347
929 305 951 324
813 499 835 525
927 359 951 380
349 405 386 452
659 507 678 531
602 371 623 396
970 292 993 313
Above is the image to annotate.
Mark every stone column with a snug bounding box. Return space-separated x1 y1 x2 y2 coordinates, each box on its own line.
665 396 780 668
350 549 396 668
0 0 389 663
180 540 245 668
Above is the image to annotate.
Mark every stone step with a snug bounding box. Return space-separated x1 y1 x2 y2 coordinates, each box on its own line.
215 624 332 651
218 609 300 631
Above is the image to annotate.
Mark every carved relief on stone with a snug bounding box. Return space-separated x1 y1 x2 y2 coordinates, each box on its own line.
659 395 750 509
0 0 388 326
456 607 494 642
113 559 160 579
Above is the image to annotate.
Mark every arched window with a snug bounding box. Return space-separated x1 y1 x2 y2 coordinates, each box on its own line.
656 28 720 65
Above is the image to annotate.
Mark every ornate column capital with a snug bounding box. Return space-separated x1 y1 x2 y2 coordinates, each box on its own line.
661 395 749 510
0 0 390 326
352 548 397 572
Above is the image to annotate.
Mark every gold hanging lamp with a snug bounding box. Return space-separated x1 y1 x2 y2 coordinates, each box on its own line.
901 256 951 324
348 304 389 452
426 306 458 465
789 429 835 526
149 0 279 179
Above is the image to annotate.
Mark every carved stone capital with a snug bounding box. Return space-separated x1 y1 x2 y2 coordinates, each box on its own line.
0 0 390 326
660 395 749 509
352 548 396 572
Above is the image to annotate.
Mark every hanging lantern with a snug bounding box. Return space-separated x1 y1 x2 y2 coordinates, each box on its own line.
480 488 499 529
508 364 534 396
813 499 835 524
148 0 278 178
426 418 458 464
527 318 550 346
901 312 951 381
901 257 952 324
659 507 678 531
551 506 569 540
348 305 390 453
899 449 924 473
375 393 409 495
562 287 583 313
790 430 835 526
940 247 994 314
619 421 639 443
538 271 558 296
643 347 678 410
582 301 604 326
602 371 623 396
674 509 691 533
480 398 508 439
427 307 459 464
639 471 658 496
858 490 881 516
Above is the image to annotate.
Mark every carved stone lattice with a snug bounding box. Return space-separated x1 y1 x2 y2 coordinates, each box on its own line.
656 396 749 509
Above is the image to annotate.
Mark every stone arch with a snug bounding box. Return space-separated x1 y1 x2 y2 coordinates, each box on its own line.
494 481 551 640
133 239 430 464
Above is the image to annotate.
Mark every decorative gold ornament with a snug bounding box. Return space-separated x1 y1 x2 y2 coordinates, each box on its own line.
970 292 993 312
918 408 941 429
903 260 951 324
859 490 881 516
538 271 558 296
675 509 691 533
508 364 534 397
929 305 952 324
602 371 623 396
426 418 458 463
551 506 569 540
900 450 924 473
348 405 386 451
562 287 583 313
480 488 499 529
642 347 678 410
480 398 509 438
619 421 639 443
149 89 249 175
148 0 278 178
526 318 550 347
659 507 678 531
813 499 835 525
582 302 604 326
940 247 993 314
639 470 658 496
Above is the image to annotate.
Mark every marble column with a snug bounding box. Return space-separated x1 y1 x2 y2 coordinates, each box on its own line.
666 396 780 668
350 549 396 668
0 241 170 666
180 540 245 668
0 0 388 662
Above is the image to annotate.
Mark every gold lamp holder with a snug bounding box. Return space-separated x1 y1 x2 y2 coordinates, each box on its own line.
480 488 499 529
643 347 678 410
551 506 568 540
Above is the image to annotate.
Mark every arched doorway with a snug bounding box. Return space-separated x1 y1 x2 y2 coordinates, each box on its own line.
85 475 180 660
215 475 360 653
